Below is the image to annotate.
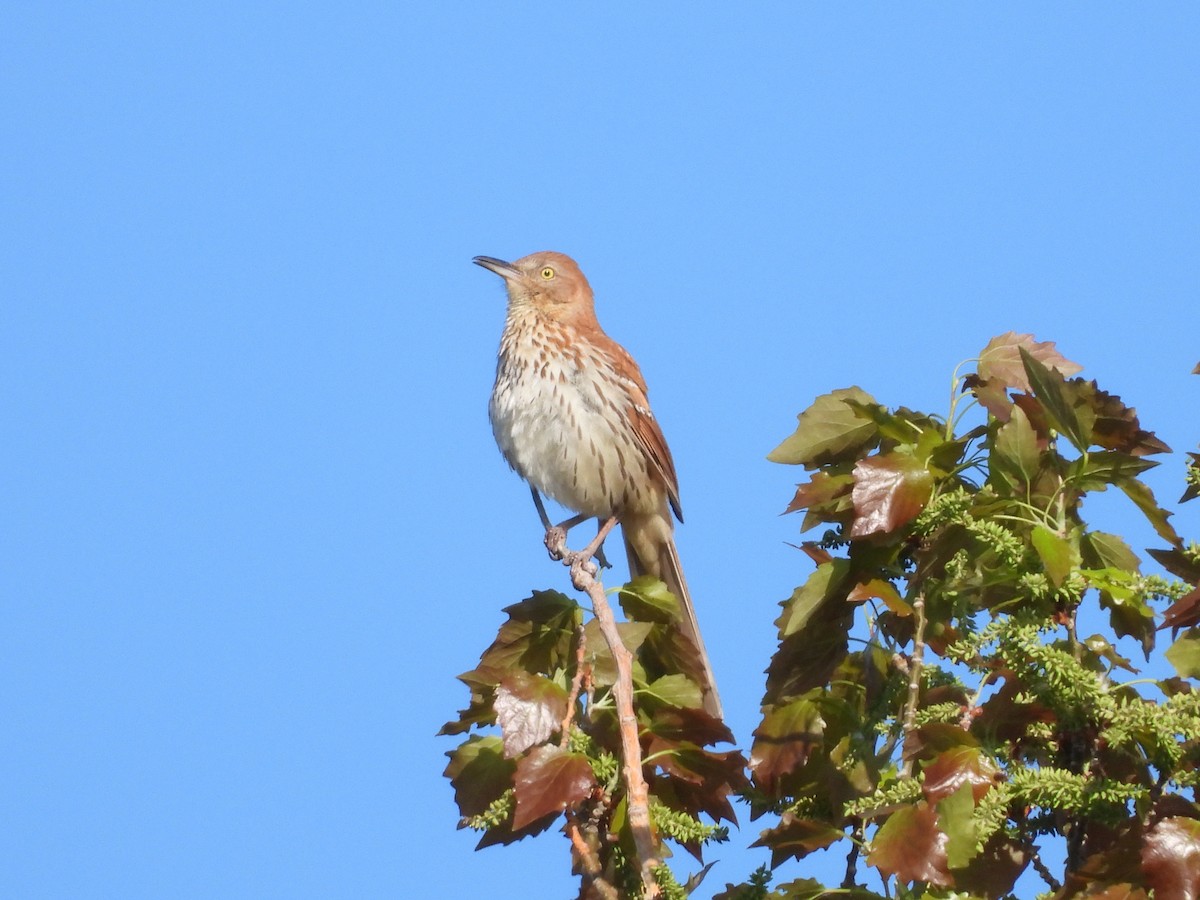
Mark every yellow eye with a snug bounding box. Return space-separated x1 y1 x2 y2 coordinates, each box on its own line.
540 267 555 280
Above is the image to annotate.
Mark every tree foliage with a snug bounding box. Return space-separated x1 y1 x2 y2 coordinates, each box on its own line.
444 334 1200 899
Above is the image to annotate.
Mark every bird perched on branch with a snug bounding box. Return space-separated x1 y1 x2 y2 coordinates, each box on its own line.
474 251 721 719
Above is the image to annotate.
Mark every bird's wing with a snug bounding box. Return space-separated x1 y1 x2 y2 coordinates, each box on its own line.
604 338 684 522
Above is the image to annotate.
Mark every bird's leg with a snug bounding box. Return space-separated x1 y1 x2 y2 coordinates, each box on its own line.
530 488 553 530
580 517 618 566
591 520 613 569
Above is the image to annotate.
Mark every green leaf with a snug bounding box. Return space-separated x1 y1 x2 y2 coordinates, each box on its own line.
1067 451 1159 493
1164 628 1200 679
618 575 681 624
443 735 514 818
1032 525 1078 588
1115 476 1181 547
847 578 911 616
511 744 596 830
937 782 980 870
992 403 1040 486
642 673 703 709
1021 347 1088 451
583 619 654 687
1081 531 1141 572
768 387 879 467
777 560 849 638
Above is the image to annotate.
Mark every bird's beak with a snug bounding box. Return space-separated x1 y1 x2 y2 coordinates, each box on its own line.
472 256 521 281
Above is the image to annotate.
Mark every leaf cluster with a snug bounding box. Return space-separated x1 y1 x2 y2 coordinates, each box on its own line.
745 333 1200 898
440 581 748 892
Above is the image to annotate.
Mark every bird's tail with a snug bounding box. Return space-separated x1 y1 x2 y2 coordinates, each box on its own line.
621 514 722 719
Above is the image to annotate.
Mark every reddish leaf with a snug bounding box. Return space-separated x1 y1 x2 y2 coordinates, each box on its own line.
1142 816 1200 900
922 746 999 804
645 705 736 748
953 833 1029 898
867 801 952 886
511 745 596 831
979 332 1083 390
849 453 933 538
1148 547 1200 584
647 744 749 823
783 471 856 533
495 671 568 758
1068 380 1171 457
970 332 1082 420
749 698 825 792
904 723 980 763
1076 885 1150 900
1161 588 1200 633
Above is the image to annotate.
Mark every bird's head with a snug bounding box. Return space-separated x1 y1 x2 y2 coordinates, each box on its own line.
473 251 598 327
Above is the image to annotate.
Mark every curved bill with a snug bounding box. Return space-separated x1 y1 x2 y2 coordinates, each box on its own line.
472 256 521 280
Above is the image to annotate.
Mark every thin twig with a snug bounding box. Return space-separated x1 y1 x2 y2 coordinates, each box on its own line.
959 669 996 730
560 624 588 748
1028 842 1062 892
900 591 927 777
547 517 661 898
565 812 616 900
841 819 862 888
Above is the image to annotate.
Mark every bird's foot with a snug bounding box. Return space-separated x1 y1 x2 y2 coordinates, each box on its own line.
594 541 612 570
544 526 568 561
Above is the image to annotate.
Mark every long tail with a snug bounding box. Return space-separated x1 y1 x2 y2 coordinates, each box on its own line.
621 515 722 719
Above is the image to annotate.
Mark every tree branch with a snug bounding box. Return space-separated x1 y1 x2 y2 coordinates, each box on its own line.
547 518 661 898
900 591 927 778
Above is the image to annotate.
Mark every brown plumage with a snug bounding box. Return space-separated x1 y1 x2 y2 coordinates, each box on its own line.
474 251 721 719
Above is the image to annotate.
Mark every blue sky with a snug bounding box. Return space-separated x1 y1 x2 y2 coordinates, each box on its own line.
4 4 1198 898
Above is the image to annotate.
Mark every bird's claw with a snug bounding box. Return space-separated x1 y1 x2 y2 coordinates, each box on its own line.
544 526 568 561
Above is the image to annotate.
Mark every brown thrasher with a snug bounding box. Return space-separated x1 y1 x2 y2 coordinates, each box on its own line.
474 251 721 719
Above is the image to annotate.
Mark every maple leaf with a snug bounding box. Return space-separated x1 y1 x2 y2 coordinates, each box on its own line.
511 745 596 831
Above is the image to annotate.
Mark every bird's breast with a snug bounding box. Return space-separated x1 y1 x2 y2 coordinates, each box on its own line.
489 317 657 518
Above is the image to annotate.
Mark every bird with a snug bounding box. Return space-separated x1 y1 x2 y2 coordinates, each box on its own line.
474 251 721 719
